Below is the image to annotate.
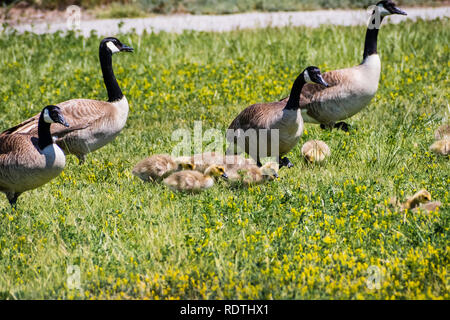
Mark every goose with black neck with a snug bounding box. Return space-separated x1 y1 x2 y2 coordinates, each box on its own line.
279 1 407 132
228 66 328 168
3 37 134 164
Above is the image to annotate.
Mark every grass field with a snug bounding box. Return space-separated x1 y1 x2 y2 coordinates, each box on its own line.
0 17 449 299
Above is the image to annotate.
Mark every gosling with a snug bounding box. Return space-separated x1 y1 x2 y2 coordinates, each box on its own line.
401 189 432 210
163 165 228 193
132 154 194 182
301 140 331 163
230 162 279 186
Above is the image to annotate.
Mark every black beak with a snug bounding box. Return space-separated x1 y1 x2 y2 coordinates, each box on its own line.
274 173 279 179
221 173 228 180
121 44 134 52
391 6 407 15
315 74 329 87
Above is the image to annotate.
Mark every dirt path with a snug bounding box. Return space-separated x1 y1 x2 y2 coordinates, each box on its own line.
3 6 449 36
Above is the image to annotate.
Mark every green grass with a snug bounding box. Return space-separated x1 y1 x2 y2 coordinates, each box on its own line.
0 18 449 299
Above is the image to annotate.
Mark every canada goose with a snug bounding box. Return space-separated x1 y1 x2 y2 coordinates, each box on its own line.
429 139 450 156
434 124 450 140
0 105 69 207
2 37 134 163
230 162 279 186
191 151 256 173
401 189 431 210
132 154 195 182
279 1 407 131
301 140 331 163
163 165 228 193
228 66 328 168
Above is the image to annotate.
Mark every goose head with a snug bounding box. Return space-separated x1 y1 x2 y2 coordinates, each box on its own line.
101 37 134 55
375 1 407 17
304 66 329 87
42 105 69 127
205 165 228 180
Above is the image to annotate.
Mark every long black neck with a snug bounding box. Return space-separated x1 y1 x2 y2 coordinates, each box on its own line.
99 45 123 102
284 72 306 110
37 115 53 150
363 14 385 60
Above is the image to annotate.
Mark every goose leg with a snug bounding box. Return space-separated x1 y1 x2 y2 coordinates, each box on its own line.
77 154 86 165
279 157 294 169
6 192 21 208
334 122 351 132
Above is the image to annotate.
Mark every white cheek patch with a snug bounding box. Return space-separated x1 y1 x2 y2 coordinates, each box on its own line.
43 109 54 124
304 70 313 84
106 41 120 54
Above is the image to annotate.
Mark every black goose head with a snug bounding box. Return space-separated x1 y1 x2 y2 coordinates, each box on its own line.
375 0 407 16
304 66 329 87
100 37 134 55
42 105 69 127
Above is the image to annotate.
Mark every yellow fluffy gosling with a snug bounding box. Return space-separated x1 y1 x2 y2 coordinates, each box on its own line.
401 189 432 210
163 165 227 193
229 162 279 186
301 140 331 163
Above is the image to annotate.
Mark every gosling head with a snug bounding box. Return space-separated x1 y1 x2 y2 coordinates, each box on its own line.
303 66 329 87
261 162 279 180
412 189 432 203
375 1 407 17
42 105 69 127
101 37 134 55
205 165 228 180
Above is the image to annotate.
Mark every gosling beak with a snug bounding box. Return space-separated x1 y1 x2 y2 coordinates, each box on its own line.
274 173 279 179
315 74 329 88
221 173 228 180
391 6 407 16
121 44 134 52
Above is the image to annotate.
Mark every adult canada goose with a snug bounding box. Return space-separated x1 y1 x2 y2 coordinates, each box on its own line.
279 1 407 131
228 66 328 168
163 165 228 193
2 37 133 163
401 189 431 210
0 105 69 207
301 140 331 163
132 154 195 182
229 162 279 186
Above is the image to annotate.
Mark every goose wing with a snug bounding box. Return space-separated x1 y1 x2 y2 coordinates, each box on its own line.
228 101 285 131
1 99 114 138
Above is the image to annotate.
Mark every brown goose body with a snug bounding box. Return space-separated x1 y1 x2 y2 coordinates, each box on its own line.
228 101 303 158
280 56 381 126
